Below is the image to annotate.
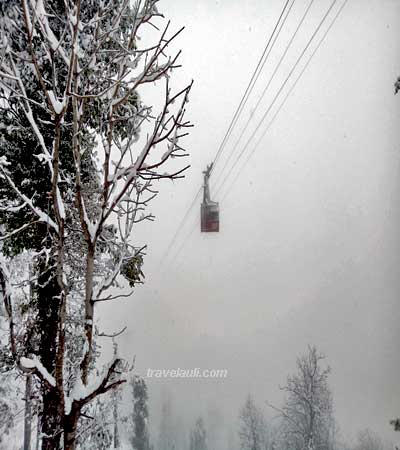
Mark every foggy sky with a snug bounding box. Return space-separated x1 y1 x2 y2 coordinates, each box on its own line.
100 0 400 446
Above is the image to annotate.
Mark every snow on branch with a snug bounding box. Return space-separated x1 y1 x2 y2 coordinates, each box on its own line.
65 357 126 415
0 163 59 232
20 355 56 388
0 255 17 358
101 80 192 225
0 220 39 241
0 1 192 445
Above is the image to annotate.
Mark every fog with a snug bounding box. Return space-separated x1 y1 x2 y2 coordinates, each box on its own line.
99 0 400 447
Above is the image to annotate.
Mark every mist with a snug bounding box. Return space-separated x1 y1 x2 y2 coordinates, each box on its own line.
95 0 400 449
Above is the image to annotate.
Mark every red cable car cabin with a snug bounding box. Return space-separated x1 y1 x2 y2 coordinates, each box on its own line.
201 163 219 232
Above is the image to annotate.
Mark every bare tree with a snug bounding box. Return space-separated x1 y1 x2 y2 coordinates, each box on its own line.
239 394 268 450
0 1 192 449
268 346 335 450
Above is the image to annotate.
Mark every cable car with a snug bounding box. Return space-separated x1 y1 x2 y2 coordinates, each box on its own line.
201 163 219 232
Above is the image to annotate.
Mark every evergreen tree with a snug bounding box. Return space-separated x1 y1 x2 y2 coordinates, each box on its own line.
131 375 150 450
395 76 400 95
0 2 101 447
190 418 208 450
0 0 192 448
239 395 268 450
77 396 114 450
159 392 176 450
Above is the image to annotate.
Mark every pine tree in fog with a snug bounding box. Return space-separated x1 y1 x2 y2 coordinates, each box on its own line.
190 417 208 450
131 376 150 450
239 394 268 450
159 393 176 450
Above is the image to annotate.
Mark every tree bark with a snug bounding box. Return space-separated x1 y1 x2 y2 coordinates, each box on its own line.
81 246 95 385
40 387 63 450
114 390 120 448
24 374 32 450
64 407 80 450
36 258 63 450
35 414 40 450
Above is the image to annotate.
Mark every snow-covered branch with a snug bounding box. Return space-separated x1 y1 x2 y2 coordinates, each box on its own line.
20 355 56 388
0 1 192 447
0 164 59 232
65 357 126 416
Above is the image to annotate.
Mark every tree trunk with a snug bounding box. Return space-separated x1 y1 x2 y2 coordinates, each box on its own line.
41 387 63 450
35 414 40 450
64 407 80 450
24 374 32 450
36 258 63 450
81 246 95 384
114 392 120 448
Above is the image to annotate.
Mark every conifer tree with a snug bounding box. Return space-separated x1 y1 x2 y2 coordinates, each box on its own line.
131 375 150 450
190 418 208 450
239 395 268 450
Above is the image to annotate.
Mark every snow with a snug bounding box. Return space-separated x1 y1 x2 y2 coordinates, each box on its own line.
32 0 69 65
56 187 65 220
0 167 59 233
69 11 78 27
0 201 27 213
162 148 173 161
20 356 56 387
34 152 52 165
48 90 65 115
19 357 35 369
0 256 11 297
25 109 53 174
73 40 84 58
0 156 10 166
81 201 97 242
35 0 59 52
64 359 117 415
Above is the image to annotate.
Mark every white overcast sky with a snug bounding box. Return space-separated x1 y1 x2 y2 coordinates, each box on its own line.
100 0 400 445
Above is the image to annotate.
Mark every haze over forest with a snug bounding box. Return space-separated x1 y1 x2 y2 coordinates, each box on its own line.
0 1 399 450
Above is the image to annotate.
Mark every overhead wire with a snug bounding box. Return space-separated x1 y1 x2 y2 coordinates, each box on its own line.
214 0 339 199
220 0 349 203
221 0 348 201
164 0 329 267
214 0 337 200
169 215 198 269
159 0 294 268
172 0 349 265
157 185 202 270
211 0 293 171
213 0 314 195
